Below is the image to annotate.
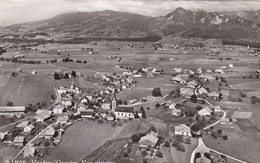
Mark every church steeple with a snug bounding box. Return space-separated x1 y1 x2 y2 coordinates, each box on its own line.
111 92 117 112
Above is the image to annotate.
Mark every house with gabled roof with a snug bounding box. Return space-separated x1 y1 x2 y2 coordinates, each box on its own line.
139 131 159 148
13 136 25 147
57 116 69 124
172 108 182 116
0 106 25 117
180 87 194 98
52 104 65 115
40 127 56 139
174 124 191 136
114 106 134 119
34 110 52 122
24 144 36 157
24 124 35 133
80 109 94 118
16 121 30 129
196 87 209 95
208 92 219 100
198 107 213 116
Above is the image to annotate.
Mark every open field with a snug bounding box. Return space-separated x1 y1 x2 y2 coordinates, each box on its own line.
0 75 53 106
83 138 129 162
0 144 20 161
41 119 146 162
203 126 260 163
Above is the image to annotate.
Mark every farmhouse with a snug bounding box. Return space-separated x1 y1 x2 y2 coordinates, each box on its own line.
13 136 25 147
198 107 213 116
172 108 182 116
168 103 176 110
57 116 69 124
105 114 114 121
81 97 89 104
220 118 230 125
215 69 224 74
0 106 25 116
24 124 35 133
34 110 52 122
24 144 36 157
139 131 159 148
196 87 209 95
61 96 72 107
180 87 194 98
77 104 88 113
52 104 65 115
80 109 94 118
171 76 186 84
208 92 219 100
172 68 182 73
16 121 30 129
174 124 192 136
40 127 56 139
114 106 134 119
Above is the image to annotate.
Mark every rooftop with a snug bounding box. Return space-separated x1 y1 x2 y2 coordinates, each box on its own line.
0 106 25 112
115 106 134 113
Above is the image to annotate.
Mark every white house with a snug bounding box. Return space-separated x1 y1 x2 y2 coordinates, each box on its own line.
172 108 182 116
169 103 176 110
57 116 69 124
40 127 56 139
24 144 36 157
24 124 35 133
34 110 52 122
198 107 213 116
196 87 209 95
77 104 88 114
81 98 89 104
174 124 191 136
52 104 65 115
114 107 134 119
13 136 25 147
172 68 182 73
16 121 30 129
101 103 111 110
208 92 219 100
215 69 224 74
61 97 72 107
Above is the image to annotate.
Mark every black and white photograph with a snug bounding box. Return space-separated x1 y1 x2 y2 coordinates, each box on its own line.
0 0 260 162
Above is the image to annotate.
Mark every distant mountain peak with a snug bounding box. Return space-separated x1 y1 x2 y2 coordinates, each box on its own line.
1 9 260 41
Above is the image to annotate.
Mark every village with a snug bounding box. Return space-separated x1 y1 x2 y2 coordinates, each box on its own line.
0 38 260 163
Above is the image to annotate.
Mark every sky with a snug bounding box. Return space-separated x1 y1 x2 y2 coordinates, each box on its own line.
0 0 260 26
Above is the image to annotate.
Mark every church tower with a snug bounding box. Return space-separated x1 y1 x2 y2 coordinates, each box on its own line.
111 92 117 112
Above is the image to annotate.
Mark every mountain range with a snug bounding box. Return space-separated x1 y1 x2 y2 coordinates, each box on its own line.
1 8 260 42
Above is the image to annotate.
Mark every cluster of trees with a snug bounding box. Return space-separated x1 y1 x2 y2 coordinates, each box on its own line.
0 47 7 55
6 101 13 106
54 71 77 80
62 57 73 62
134 106 147 118
251 96 260 104
152 87 162 97
0 57 41 64
210 129 228 140
25 103 47 113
